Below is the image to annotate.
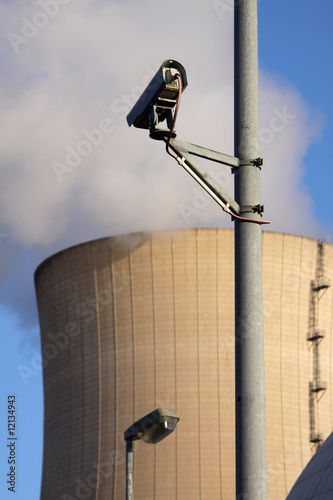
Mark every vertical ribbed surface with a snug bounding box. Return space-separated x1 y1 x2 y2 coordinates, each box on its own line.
35 229 333 499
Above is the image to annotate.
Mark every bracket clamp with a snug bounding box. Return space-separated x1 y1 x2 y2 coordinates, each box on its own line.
239 157 263 168
240 204 265 215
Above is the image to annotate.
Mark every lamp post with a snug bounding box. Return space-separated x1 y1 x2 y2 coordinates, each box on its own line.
124 408 179 500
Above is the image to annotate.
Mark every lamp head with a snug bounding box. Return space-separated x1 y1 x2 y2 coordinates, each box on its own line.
124 408 179 444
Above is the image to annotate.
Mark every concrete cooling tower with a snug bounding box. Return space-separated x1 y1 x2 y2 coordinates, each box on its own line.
34 228 333 499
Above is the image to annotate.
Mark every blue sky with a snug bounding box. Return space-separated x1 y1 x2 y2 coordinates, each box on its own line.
0 1 332 499
259 1 333 230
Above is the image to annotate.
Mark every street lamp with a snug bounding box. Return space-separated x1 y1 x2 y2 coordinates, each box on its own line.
124 408 179 500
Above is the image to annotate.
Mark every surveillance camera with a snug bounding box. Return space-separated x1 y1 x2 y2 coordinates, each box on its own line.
126 59 187 131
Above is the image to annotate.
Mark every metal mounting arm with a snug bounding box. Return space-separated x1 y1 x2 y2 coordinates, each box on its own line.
171 138 241 169
163 136 241 215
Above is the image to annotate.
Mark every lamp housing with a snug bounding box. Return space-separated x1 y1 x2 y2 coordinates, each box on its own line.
124 408 179 444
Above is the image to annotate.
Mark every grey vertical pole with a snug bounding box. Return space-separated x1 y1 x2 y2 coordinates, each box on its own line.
126 440 134 500
234 0 267 498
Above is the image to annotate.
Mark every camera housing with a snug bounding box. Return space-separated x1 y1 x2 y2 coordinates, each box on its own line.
126 59 187 131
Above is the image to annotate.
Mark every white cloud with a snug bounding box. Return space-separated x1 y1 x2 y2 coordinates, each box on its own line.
258 73 325 236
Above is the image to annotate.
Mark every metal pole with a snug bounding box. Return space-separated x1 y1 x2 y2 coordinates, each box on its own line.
234 0 267 498
126 440 134 500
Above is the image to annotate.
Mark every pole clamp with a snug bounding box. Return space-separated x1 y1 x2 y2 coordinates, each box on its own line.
239 157 263 169
240 204 264 215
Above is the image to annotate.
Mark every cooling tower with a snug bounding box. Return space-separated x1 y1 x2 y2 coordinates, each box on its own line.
35 228 333 499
